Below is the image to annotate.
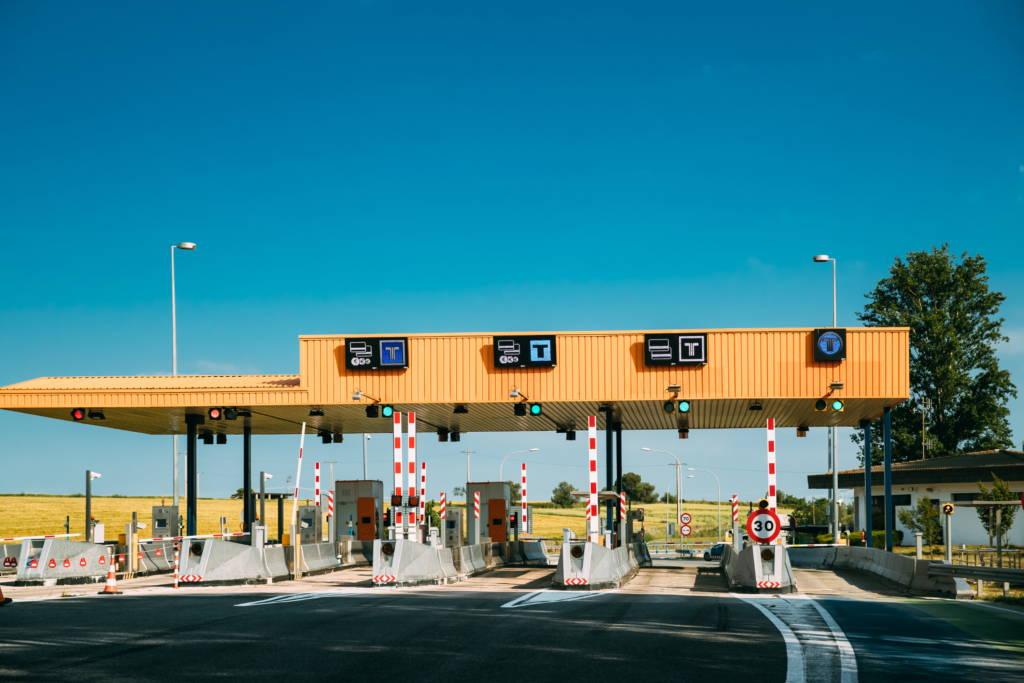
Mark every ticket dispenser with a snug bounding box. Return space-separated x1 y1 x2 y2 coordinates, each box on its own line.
151 505 179 539
334 480 384 542
444 507 464 548
466 482 511 545
297 505 322 545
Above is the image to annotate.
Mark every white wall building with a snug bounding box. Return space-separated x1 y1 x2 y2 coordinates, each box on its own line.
810 450 1023 547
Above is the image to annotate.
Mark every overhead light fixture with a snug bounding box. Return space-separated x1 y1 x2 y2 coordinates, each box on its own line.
667 384 681 393
366 405 379 418
797 426 809 437
352 391 364 401
454 405 468 414
829 382 844 391
88 410 105 420
208 408 222 420
333 433 343 443
437 428 449 442
236 409 252 418
566 431 576 441
71 408 86 421
319 432 332 444
555 427 567 434
201 432 214 445
450 431 461 442
748 402 763 411
678 429 689 439
509 388 520 398
216 433 227 445
224 408 238 420
309 407 325 417
813 254 830 263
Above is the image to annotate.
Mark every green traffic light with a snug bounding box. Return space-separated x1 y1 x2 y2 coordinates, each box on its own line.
678 400 690 413
382 405 394 418
831 400 844 411
530 403 542 415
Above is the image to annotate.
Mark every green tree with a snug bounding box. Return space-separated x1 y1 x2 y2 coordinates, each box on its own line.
852 245 1016 464
620 472 658 504
505 480 522 504
550 481 577 508
452 486 466 498
897 497 942 557
660 491 678 504
977 473 1017 545
425 499 441 530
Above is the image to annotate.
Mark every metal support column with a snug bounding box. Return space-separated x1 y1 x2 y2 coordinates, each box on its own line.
85 470 93 544
185 414 204 536
277 496 284 542
883 406 893 552
861 419 872 547
259 471 267 533
615 422 623 546
604 409 614 536
832 426 840 541
243 425 252 532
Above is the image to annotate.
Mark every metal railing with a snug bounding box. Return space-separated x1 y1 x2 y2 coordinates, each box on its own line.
929 563 1024 584
953 548 1022 569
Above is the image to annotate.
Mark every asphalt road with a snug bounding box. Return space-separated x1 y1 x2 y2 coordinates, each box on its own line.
2 565 1022 682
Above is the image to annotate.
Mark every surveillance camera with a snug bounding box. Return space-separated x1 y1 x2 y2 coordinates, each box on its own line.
264 473 273 480
90 473 102 479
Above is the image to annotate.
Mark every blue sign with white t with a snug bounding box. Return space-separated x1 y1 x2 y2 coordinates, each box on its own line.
492 335 557 368
380 340 407 366
813 329 847 362
530 340 552 363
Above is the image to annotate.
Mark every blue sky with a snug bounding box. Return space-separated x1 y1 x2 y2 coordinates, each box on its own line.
1 2 1022 510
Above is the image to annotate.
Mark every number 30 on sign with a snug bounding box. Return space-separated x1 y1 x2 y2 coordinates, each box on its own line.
746 509 781 544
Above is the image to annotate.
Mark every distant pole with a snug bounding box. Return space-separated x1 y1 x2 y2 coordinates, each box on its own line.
85 471 92 543
290 424 307 528
363 434 369 480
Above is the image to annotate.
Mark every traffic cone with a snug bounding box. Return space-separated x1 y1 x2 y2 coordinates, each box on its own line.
97 554 122 595
0 583 11 607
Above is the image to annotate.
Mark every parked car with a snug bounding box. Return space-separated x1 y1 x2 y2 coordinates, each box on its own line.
703 543 726 561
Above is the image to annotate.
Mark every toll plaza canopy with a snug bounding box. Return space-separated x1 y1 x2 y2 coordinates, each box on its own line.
0 328 909 436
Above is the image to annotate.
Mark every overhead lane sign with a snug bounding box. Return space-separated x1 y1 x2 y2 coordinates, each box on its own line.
813 329 846 362
644 333 708 366
345 338 409 370
493 335 557 368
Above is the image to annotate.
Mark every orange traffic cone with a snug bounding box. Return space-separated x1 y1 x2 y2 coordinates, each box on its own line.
0 582 11 607
98 554 122 595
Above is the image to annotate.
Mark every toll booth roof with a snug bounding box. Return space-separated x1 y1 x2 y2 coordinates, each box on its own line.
0 327 909 436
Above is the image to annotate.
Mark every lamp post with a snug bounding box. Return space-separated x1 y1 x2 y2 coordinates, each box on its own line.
642 448 685 534
461 450 476 484
363 433 370 480
85 471 101 542
171 242 196 508
689 468 721 541
260 473 272 531
813 254 841 543
499 448 538 481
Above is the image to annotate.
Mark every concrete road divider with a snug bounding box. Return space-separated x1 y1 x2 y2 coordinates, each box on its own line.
788 545 971 598
722 544 797 594
553 541 651 590
298 542 340 575
15 539 111 586
262 546 290 580
338 539 373 566
373 539 446 587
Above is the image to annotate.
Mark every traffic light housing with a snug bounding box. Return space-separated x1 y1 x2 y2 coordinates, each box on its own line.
223 407 238 420
366 405 379 418
71 408 86 421
510 512 517 526
381 405 394 418
637 508 645 522
514 403 526 417
529 403 542 416
678 400 691 413
815 399 827 412
208 408 222 420
831 399 844 412
383 509 391 527
758 498 770 511
662 401 675 414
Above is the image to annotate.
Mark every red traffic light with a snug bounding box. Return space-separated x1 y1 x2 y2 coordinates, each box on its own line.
71 408 86 421
208 408 222 420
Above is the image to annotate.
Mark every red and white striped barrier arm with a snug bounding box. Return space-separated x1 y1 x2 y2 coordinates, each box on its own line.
474 491 480 520
393 410 403 534
439 492 446 521
407 412 417 531
521 463 527 535
619 491 626 520
290 423 307 529
588 415 598 542
0 533 82 542
328 488 334 519
767 418 777 512
137 532 248 544
315 462 321 507
419 461 426 523
732 494 739 523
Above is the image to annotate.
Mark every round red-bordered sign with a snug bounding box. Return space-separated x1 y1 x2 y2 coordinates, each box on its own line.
746 509 781 544
680 512 691 524
680 524 692 537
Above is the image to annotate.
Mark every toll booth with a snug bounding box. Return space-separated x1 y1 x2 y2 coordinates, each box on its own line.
443 507 464 548
334 480 384 542
466 482 511 545
151 505 180 539
297 505 323 544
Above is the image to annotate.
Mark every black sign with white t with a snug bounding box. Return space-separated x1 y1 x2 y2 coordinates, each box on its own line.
344 337 409 370
643 333 708 366
813 329 846 362
492 335 557 368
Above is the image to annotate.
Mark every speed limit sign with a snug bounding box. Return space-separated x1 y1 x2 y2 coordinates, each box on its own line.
746 509 781 544
680 512 691 524
680 524 692 537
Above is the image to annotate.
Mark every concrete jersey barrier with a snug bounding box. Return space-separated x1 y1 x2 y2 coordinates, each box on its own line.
789 545 971 598
554 541 650 590
722 544 797 594
16 539 110 586
299 542 340 575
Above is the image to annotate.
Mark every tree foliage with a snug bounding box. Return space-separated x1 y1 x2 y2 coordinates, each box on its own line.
977 473 1017 544
505 481 522 504
897 497 942 557
852 245 1015 464
452 486 466 498
550 481 577 508
620 472 658 504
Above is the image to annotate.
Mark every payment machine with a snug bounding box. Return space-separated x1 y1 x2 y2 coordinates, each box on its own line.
466 482 511 544
151 505 180 539
334 479 384 542
444 507 464 548
297 505 323 544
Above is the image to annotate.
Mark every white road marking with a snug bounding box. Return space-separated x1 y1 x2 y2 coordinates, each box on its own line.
808 598 858 683
501 589 607 608
733 594 805 683
236 588 377 607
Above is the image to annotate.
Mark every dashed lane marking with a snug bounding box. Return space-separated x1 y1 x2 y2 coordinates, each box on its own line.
235 588 379 607
501 589 610 609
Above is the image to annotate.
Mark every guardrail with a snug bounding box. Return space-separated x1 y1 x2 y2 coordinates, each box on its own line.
954 548 1022 570
928 563 1024 584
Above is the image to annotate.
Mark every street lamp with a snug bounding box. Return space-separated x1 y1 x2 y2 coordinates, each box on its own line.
689 468 722 541
260 473 272 530
642 448 686 531
363 433 371 479
86 471 101 542
171 241 196 508
813 253 840 541
499 448 539 481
